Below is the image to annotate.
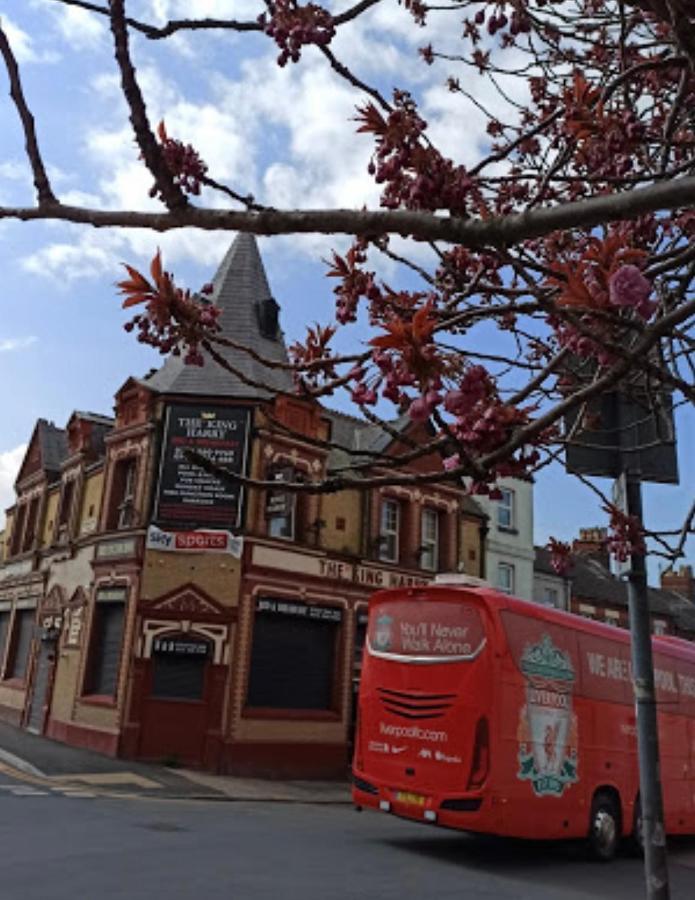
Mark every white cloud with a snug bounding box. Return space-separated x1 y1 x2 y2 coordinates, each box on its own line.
0 336 37 352
49 3 106 49
0 14 60 64
0 444 25 524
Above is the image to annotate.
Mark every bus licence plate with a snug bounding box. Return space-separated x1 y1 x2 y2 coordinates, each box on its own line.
396 791 426 807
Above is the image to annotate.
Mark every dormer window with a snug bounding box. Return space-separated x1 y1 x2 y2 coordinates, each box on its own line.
106 457 138 531
257 297 280 340
57 479 75 542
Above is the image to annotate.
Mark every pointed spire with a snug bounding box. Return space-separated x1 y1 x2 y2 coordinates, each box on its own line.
143 233 293 399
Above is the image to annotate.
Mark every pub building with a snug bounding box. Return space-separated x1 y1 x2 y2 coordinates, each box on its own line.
0 234 487 778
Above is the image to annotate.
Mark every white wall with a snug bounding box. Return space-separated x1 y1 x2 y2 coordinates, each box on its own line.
474 478 535 600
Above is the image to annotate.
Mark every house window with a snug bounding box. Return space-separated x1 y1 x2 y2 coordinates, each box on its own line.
497 488 515 530
21 497 40 553
84 591 126 697
266 467 296 540
497 562 515 595
0 609 12 677
420 508 439 571
5 609 35 681
543 587 559 607
653 619 667 636
10 504 27 556
57 479 75 540
246 600 342 711
106 458 138 531
379 499 400 563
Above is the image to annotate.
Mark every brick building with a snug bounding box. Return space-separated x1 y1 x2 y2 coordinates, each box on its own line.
0 234 486 777
534 529 695 640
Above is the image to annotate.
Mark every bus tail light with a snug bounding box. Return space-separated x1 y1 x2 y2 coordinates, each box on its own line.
466 716 490 789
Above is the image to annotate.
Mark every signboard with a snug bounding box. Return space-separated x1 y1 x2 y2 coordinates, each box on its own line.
563 359 678 484
152 637 210 656
155 404 250 529
256 597 343 623
250 544 432 589
96 537 137 560
147 525 243 558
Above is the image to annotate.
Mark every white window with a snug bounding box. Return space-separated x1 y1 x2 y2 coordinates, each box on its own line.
653 619 667 636
497 562 515 594
543 587 559 607
497 488 515 530
420 508 439 571
379 500 400 563
267 469 296 540
117 459 137 529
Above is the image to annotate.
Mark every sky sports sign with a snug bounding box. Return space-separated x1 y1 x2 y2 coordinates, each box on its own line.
155 403 250 529
147 525 243 558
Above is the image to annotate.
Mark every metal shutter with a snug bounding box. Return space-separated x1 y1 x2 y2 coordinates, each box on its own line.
88 602 125 695
10 610 35 680
247 614 336 710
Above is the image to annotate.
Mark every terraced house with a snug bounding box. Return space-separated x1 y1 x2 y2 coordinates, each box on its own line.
0 234 487 777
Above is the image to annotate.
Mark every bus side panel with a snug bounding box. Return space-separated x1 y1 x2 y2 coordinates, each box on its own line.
659 710 691 834
495 643 588 841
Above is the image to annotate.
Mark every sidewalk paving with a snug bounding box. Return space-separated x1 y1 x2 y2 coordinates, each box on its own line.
0 721 351 804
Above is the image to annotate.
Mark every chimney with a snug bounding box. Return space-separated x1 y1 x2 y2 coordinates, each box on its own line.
572 527 610 570
661 565 695 603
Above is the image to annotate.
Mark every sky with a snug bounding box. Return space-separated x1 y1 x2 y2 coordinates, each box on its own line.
0 0 692 585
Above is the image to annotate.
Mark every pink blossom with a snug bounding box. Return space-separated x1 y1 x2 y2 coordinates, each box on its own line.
608 265 654 319
408 396 432 422
442 453 460 471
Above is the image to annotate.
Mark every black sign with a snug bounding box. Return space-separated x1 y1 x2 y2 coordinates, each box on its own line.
562 354 678 484
264 467 293 519
256 598 343 623
155 404 250 528
153 637 211 657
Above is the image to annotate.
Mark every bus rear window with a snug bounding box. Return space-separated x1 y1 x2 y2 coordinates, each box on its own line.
367 595 486 662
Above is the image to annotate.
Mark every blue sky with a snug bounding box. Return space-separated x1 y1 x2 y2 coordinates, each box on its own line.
0 0 692 585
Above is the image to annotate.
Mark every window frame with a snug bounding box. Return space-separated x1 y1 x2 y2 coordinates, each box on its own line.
265 466 298 541
4 608 36 683
82 589 127 701
497 561 515 595
419 507 439 571
378 498 400 564
497 488 515 531
244 599 343 716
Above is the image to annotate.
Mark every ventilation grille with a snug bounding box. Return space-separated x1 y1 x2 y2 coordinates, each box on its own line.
377 687 457 720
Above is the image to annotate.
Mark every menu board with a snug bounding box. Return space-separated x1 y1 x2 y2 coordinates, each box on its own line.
155 403 250 529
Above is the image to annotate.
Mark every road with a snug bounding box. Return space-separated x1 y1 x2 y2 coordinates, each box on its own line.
0 770 694 899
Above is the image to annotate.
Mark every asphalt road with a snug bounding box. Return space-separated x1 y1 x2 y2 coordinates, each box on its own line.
1 771 694 900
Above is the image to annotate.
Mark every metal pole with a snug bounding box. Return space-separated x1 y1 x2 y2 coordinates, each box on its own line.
625 475 670 900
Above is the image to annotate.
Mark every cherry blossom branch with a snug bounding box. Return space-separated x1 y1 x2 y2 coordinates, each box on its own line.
108 0 187 211
0 23 56 206
4 172 695 246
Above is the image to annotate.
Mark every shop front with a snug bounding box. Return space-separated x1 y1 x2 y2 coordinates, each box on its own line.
222 540 430 779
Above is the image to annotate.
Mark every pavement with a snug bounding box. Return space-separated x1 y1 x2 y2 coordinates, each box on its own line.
0 720 351 804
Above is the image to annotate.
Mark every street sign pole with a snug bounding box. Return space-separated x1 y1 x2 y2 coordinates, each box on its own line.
622 475 670 900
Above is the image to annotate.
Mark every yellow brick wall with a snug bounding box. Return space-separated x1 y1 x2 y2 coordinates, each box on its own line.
78 471 104 536
0 685 26 712
41 490 60 548
140 550 242 607
320 490 362 556
460 519 483 577
73 700 119 730
49 649 81 721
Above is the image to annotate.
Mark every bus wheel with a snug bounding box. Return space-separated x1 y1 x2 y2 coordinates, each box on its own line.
589 792 620 862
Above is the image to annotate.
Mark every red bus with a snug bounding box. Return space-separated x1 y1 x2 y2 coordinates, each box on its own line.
351 575 695 860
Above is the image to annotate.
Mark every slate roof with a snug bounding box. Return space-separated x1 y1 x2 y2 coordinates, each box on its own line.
72 411 115 427
144 234 293 399
322 408 486 518
534 545 695 633
37 420 68 474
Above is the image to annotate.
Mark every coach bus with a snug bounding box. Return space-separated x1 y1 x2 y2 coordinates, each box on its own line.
351 574 695 860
